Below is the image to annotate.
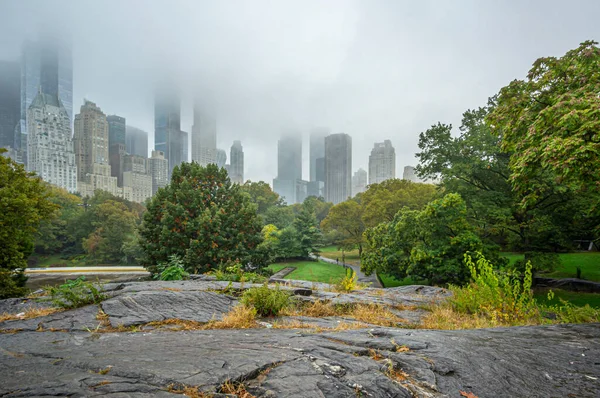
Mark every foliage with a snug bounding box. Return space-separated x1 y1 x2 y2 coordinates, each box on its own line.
139 163 263 275
267 260 347 283
292 202 323 257
0 150 57 298
214 260 267 283
154 255 189 281
241 181 284 214
48 276 106 309
546 292 600 323
334 268 360 292
512 251 560 274
240 284 293 317
82 200 139 263
488 41 600 216
302 196 333 224
262 205 295 229
321 200 366 255
362 193 503 286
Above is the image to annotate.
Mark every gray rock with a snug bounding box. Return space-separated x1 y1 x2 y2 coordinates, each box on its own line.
101 290 237 327
0 297 53 315
0 304 100 332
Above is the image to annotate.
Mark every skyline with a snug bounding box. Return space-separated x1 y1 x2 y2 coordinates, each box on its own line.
1 1 600 184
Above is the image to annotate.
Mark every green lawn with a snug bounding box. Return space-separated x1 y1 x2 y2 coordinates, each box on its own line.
378 274 428 288
534 288 600 308
29 254 87 268
268 260 347 283
501 252 600 281
320 246 361 266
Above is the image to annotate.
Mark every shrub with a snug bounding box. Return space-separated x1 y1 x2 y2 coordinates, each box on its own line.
240 284 292 317
214 260 267 283
450 253 539 324
546 291 600 323
513 251 560 274
48 276 106 309
334 268 360 292
155 255 189 281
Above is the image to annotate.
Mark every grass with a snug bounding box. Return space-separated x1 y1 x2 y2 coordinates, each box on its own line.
534 288 600 308
319 246 361 266
267 260 346 283
0 307 62 322
378 274 428 288
29 254 121 268
500 252 600 281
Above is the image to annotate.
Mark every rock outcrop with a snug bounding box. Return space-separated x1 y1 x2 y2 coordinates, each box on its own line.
1 279 598 398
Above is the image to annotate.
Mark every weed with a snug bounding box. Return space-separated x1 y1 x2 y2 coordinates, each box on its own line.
241 284 293 317
205 305 258 329
368 349 384 361
220 380 256 398
0 307 61 322
384 360 410 382
97 366 112 375
156 255 189 281
167 384 213 397
334 268 360 292
48 277 106 309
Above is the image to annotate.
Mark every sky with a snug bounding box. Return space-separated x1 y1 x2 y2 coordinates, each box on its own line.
1 0 599 184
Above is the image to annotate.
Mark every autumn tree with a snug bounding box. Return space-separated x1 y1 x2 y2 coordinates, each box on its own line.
241 180 284 214
0 151 56 298
321 200 366 255
139 163 263 274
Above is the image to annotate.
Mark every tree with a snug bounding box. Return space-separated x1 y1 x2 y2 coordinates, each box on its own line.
303 196 333 224
139 163 263 274
488 41 600 215
361 194 503 286
83 200 139 263
241 181 284 214
0 151 56 298
293 202 323 257
360 179 437 227
321 200 366 255
263 205 295 229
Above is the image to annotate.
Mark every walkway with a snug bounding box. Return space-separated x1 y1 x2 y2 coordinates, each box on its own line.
25 266 147 274
316 256 382 288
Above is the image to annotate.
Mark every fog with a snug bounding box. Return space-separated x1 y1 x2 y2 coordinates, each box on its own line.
1 0 599 183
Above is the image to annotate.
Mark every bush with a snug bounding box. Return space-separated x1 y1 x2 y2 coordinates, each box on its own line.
513 251 560 274
334 268 359 292
0 271 28 299
155 255 189 281
214 261 267 284
240 284 293 317
48 276 106 309
450 253 538 324
546 291 600 323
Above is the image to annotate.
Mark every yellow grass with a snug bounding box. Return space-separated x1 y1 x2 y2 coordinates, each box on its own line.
419 305 505 330
0 307 61 322
220 380 256 398
167 384 213 398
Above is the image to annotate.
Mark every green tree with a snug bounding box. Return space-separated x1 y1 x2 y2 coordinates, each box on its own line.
303 196 333 223
293 202 323 257
241 180 284 214
362 194 502 286
263 205 295 229
139 163 263 274
321 200 366 255
488 41 600 215
83 200 139 263
0 151 56 298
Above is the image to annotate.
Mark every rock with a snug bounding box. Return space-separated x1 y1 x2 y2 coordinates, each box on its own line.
0 297 54 315
101 290 237 327
535 277 600 293
1 324 598 397
0 304 100 332
189 274 217 281
292 288 312 296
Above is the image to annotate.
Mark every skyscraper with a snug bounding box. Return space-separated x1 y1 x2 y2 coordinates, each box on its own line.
324 133 352 204
229 140 244 184
148 150 169 195
216 148 227 168
126 126 149 158
108 115 126 185
0 61 20 151
191 98 217 166
403 165 418 182
368 140 395 185
310 128 328 182
154 88 185 176
122 154 152 203
26 91 77 192
107 115 126 147
19 38 72 165
352 168 368 197
273 133 303 204
74 100 119 197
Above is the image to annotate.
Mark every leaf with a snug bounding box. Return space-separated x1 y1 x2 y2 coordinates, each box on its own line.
460 391 479 398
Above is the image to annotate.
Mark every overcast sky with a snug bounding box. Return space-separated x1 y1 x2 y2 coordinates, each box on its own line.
1 0 599 184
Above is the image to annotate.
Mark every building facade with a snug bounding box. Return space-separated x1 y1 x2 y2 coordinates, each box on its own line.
368 140 395 185
352 168 368 197
148 150 169 195
229 140 244 184
122 154 152 203
73 100 119 197
273 133 302 204
155 89 186 176
403 165 418 182
216 148 227 168
107 115 126 148
310 128 328 182
0 61 20 150
324 133 352 204
191 99 217 166
26 91 77 192
126 125 149 158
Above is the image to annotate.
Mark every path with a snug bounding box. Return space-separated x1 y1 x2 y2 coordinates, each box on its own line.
316 256 382 288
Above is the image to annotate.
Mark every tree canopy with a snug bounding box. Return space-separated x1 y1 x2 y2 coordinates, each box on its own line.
139 163 263 274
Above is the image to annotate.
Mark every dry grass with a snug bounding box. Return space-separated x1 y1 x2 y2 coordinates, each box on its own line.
220 380 256 398
369 348 384 361
90 380 112 388
0 307 61 322
167 384 213 397
419 305 508 330
205 305 258 329
271 319 317 329
384 362 410 382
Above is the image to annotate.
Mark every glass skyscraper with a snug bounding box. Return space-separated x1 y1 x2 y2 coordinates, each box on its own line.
0 61 20 151
155 88 187 176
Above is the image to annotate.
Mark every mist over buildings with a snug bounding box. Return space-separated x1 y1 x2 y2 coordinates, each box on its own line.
1 0 599 183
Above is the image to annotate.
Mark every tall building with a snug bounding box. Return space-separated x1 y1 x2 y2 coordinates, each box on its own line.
122 154 152 203
155 88 186 176
191 98 217 166
126 126 149 158
26 91 77 192
369 140 395 185
403 165 418 182
352 168 368 197
108 115 126 185
229 140 244 184
148 150 169 194
0 61 20 151
273 133 302 204
216 148 227 168
73 100 119 197
18 38 72 165
109 143 126 186
107 115 126 147
310 128 328 182
324 133 352 204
